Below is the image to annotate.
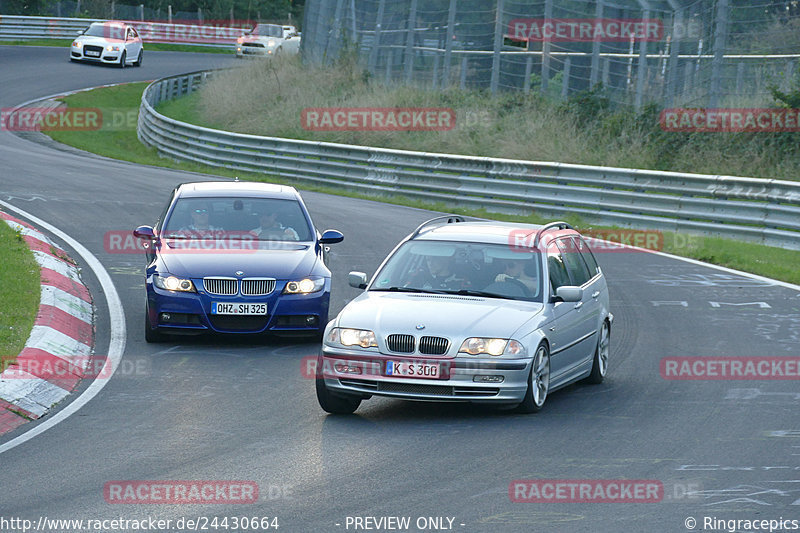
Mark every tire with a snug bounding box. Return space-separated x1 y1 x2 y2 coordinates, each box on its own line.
316 376 361 414
133 50 142 67
144 303 164 343
118 51 126 68
585 320 610 384
516 343 550 413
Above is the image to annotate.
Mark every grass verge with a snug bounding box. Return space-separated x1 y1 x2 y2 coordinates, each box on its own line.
0 221 40 369
43 82 800 286
0 39 233 53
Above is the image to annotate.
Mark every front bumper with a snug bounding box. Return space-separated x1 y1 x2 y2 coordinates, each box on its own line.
319 346 532 404
146 279 329 335
71 48 123 64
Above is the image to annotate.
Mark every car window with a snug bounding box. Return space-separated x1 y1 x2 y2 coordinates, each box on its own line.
574 236 600 278
161 197 313 241
371 240 543 302
556 237 592 286
546 241 571 292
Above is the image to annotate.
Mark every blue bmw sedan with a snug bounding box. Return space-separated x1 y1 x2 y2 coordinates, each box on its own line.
134 181 343 342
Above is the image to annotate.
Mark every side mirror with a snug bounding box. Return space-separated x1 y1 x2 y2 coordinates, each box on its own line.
319 229 344 245
76 30 84 36
133 225 155 239
555 286 583 303
348 271 368 289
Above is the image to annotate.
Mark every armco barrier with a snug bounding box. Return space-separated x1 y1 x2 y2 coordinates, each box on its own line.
137 70 800 250
0 15 242 47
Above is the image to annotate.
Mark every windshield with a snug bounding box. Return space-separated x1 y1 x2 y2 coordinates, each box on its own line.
161 196 313 241
253 24 283 37
83 23 123 38
370 240 543 302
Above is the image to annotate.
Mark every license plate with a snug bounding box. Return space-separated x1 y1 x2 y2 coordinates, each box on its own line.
211 302 267 315
85 51 100 57
385 361 440 379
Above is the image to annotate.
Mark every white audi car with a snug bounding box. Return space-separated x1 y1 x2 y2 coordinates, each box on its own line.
71 21 143 67
316 216 613 414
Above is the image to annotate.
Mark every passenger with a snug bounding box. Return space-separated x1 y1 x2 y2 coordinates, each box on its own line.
495 259 538 293
251 210 299 240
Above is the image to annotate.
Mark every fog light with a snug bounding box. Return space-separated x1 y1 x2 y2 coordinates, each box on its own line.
334 363 362 374
160 313 171 322
306 315 318 326
473 375 504 383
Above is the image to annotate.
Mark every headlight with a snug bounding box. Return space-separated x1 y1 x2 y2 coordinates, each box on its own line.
267 39 277 47
154 274 195 292
459 338 526 356
283 278 324 294
327 328 378 348
72 41 82 48
106 44 121 51
237 37 244 44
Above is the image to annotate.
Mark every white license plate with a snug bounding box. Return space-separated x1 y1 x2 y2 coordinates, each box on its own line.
385 361 440 379
85 51 100 57
211 302 267 315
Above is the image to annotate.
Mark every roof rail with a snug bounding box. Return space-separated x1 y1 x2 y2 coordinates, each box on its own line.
533 221 573 247
410 215 466 239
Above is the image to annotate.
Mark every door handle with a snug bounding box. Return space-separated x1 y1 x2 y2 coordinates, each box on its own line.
574 301 583 310
592 291 600 299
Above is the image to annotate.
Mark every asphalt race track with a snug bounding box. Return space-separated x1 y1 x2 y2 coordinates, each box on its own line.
1 45 799 533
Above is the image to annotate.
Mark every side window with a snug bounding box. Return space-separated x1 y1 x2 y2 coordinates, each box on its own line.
546 242 571 292
574 236 600 278
557 237 591 286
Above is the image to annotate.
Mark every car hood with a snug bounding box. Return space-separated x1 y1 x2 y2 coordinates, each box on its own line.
76 35 124 45
157 241 318 280
241 36 279 45
336 291 544 340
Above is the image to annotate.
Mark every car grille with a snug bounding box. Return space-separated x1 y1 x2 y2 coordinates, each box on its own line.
244 43 265 48
419 336 449 355
83 45 104 55
386 334 415 353
241 278 275 296
208 315 269 331
203 277 238 295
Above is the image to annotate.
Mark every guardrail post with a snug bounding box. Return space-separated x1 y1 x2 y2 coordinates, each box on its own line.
404 0 418 84
139 4 144 21
635 8 649 110
665 5 683 107
589 0 604 86
168 5 172 23
441 0 457 89
367 0 385 74
709 0 728 108
540 0 552 94
490 0 504 95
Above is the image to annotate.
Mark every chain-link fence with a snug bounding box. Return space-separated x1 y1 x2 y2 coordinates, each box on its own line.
301 0 800 108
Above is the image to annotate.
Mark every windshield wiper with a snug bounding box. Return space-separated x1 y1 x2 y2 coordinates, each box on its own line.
441 289 518 300
370 286 448 294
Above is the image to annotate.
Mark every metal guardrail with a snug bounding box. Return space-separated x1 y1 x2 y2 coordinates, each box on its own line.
0 15 241 47
138 70 800 250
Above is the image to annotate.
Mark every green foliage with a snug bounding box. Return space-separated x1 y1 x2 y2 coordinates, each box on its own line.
556 83 610 126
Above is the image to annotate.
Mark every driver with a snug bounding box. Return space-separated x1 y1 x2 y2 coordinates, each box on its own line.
179 206 223 238
409 255 464 290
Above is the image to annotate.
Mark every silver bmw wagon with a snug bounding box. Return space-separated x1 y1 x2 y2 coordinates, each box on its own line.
316 216 612 414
